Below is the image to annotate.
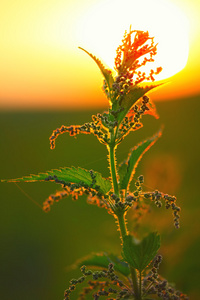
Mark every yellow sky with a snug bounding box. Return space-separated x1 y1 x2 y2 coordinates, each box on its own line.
0 0 200 110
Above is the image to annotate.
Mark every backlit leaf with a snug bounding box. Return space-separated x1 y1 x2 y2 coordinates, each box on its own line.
79 47 114 93
122 232 161 272
119 129 162 190
2 167 112 195
117 83 162 124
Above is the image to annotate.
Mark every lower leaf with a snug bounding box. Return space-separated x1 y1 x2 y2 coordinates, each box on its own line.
122 232 161 272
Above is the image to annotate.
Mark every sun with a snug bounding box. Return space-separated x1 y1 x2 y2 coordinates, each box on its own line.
75 0 189 81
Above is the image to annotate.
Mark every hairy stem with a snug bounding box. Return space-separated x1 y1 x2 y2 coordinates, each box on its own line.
117 212 140 299
117 211 128 240
108 143 119 196
130 267 141 300
109 130 140 300
139 271 142 300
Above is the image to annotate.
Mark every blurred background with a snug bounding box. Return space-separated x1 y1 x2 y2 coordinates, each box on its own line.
1 0 200 299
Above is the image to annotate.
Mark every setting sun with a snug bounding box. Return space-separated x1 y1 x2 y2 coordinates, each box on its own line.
0 0 199 109
76 0 189 81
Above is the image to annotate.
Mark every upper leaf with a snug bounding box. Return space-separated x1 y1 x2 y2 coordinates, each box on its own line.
79 47 114 93
118 129 162 190
75 252 130 277
2 167 112 195
116 83 161 124
122 232 161 272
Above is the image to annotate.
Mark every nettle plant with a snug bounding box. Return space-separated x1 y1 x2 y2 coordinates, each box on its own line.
3 29 189 300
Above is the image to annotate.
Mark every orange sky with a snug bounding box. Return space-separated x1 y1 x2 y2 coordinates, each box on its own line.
0 0 200 110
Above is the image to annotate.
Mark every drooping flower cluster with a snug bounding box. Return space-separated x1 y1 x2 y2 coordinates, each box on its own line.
64 263 131 300
64 258 189 300
142 256 189 300
43 172 110 212
49 114 111 149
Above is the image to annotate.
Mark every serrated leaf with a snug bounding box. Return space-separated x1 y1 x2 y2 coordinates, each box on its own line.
75 252 130 277
119 129 162 190
79 47 114 92
2 167 112 195
122 232 161 272
117 83 161 124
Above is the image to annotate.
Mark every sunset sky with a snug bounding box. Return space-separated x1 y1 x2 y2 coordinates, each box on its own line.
0 0 200 110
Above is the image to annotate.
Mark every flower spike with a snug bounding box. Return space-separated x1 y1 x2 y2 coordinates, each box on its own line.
115 28 162 84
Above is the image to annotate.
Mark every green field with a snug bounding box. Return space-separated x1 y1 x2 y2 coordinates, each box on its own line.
0 95 200 300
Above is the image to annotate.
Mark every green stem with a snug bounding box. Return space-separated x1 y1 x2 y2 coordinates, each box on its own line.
117 212 141 300
139 271 142 300
117 211 128 240
130 267 141 300
108 130 140 300
108 143 119 196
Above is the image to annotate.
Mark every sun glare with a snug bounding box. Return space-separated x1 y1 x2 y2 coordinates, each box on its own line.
0 0 194 109
76 0 189 81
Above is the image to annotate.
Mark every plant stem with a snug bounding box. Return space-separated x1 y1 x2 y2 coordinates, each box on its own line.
117 211 128 240
108 143 119 196
130 267 141 300
117 212 141 300
109 130 140 300
139 272 142 300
